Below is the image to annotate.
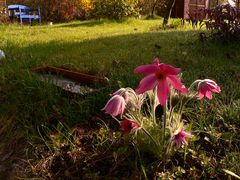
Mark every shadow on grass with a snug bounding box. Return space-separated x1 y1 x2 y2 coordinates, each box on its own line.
1 29 240 178
56 20 105 28
2 30 240 125
56 18 136 28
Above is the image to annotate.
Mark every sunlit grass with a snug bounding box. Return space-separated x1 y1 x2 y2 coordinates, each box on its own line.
0 18 240 178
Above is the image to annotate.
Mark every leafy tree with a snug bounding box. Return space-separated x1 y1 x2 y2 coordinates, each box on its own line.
138 0 176 25
162 0 176 25
93 0 140 20
138 0 164 17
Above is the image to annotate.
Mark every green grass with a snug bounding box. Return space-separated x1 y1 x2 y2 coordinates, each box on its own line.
0 19 240 178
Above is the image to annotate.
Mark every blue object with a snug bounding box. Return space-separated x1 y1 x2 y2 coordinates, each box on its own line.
8 4 41 25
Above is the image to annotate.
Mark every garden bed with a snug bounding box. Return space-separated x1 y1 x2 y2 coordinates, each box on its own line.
35 66 108 95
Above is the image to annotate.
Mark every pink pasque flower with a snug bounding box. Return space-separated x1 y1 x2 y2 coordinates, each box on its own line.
134 58 188 106
173 129 192 147
111 88 128 102
102 95 126 117
120 119 139 134
112 88 126 96
198 79 221 100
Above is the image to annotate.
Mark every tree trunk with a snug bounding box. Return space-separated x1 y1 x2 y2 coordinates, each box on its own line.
163 0 176 26
150 0 159 17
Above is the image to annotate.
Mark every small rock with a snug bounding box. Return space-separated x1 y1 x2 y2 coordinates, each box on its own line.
0 50 5 60
112 59 120 66
154 44 161 49
182 51 187 56
112 60 129 67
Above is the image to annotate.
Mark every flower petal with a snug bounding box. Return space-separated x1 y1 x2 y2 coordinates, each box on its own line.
205 90 213 100
173 129 192 148
159 64 181 75
120 119 139 134
206 81 221 93
175 139 182 147
181 130 192 138
136 74 157 94
134 64 159 75
182 139 188 145
157 80 170 106
197 79 221 100
168 75 188 94
102 95 126 117
111 88 126 96
212 86 221 93
198 91 205 100
153 57 160 65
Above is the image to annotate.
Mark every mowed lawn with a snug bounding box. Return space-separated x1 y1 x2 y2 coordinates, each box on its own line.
0 19 240 177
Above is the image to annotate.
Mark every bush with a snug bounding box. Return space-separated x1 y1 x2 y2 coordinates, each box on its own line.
7 0 141 22
138 0 165 17
40 0 79 22
93 0 140 20
76 0 95 20
205 4 240 40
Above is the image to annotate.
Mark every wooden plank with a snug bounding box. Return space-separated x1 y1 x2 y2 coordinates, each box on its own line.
35 66 108 85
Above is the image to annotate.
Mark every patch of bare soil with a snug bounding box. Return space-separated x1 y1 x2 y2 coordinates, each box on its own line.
0 116 28 179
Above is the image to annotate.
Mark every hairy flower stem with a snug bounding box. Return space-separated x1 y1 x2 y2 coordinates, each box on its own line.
141 127 159 150
163 141 172 161
188 80 202 91
169 106 175 123
152 103 156 124
162 104 167 142
113 117 120 124
152 88 157 124
178 99 183 122
178 92 198 122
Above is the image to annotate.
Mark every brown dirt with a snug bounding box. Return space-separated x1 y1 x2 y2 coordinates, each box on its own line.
0 116 28 179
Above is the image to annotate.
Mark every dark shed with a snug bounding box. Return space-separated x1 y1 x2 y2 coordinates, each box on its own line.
172 0 210 19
